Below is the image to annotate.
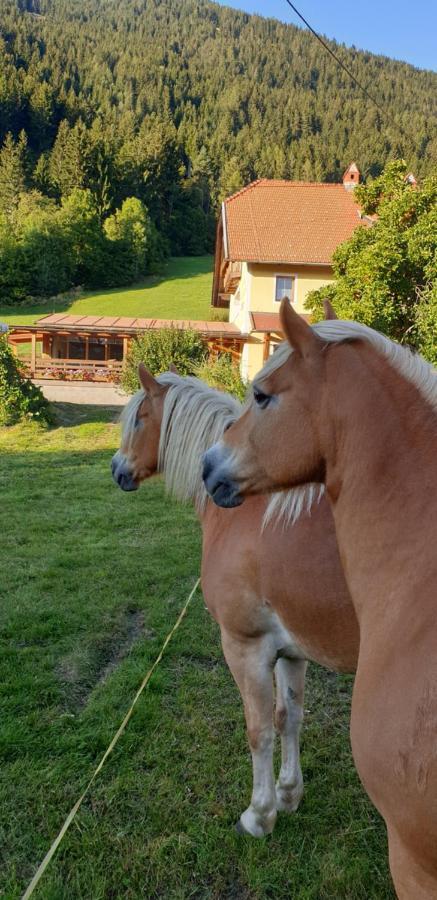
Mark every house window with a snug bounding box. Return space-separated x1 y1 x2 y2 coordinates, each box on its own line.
275 276 295 303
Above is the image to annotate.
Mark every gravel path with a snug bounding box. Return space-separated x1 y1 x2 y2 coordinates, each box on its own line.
34 379 128 406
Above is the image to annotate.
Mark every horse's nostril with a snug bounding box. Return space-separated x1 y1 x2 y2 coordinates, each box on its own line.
202 455 212 481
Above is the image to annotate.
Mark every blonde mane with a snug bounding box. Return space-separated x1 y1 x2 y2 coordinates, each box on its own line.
259 319 437 414
157 373 241 510
121 373 240 510
121 372 320 525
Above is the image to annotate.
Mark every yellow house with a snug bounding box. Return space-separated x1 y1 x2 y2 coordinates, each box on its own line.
212 164 366 379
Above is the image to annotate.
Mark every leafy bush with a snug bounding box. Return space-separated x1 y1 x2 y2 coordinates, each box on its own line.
0 336 53 426
195 353 247 401
306 162 437 352
122 327 206 393
415 283 437 366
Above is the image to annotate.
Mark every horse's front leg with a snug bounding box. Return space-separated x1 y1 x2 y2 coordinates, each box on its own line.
274 657 307 812
221 629 277 837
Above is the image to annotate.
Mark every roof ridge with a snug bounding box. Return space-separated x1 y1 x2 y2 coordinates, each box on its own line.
225 179 263 203
224 178 355 204
256 180 349 188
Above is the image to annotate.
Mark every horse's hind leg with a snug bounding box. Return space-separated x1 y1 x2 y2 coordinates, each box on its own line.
274 657 307 813
221 629 277 838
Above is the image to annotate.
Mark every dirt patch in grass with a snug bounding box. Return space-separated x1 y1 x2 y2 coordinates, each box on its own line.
57 608 151 710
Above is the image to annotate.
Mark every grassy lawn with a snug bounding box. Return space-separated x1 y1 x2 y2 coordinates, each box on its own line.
0 407 394 899
0 256 214 326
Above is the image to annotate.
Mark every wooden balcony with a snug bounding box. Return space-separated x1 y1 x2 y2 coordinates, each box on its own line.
223 261 242 294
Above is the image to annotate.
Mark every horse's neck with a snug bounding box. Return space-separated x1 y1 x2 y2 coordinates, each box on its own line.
325 345 437 627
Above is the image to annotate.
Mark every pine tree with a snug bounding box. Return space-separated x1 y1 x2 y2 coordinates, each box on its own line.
0 130 27 222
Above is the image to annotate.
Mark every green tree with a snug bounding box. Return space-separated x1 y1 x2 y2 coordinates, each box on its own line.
104 197 162 282
122 327 206 393
48 120 92 198
17 191 72 296
195 354 246 401
0 130 27 220
57 189 106 287
306 162 437 350
0 334 53 426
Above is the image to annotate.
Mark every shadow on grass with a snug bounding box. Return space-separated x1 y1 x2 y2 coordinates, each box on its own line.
51 402 122 428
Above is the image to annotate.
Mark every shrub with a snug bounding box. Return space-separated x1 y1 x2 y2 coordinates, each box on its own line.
195 353 247 402
0 336 53 426
415 283 437 366
306 162 437 348
122 327 206 393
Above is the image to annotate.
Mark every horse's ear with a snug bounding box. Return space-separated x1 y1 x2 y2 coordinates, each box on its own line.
280 299 320 357
138 363 162 396
169 362 179 374
323 299 338 320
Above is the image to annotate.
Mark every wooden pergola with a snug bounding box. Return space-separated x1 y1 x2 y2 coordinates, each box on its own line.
8 314 250 381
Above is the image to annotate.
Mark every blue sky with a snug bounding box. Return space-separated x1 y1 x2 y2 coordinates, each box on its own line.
215 0 437 71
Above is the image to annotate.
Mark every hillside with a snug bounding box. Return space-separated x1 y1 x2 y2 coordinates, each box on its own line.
0 0 435 299
2 1 436 191
0 256 213 324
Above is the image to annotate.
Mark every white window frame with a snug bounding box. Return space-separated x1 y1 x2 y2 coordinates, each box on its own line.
273 273 297 304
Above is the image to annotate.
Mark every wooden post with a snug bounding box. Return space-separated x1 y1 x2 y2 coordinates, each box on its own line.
30 332 36 377
122 337 129 361
263 332 271 363
85 335 89 361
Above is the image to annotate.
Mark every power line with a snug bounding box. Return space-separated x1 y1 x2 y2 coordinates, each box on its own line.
283 0 403 133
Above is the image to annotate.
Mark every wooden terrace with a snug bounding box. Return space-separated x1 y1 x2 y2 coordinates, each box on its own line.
8 314 250 382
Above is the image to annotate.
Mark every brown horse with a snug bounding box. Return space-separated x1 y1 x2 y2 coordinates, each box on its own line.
203 300 437 898
112 364 359 837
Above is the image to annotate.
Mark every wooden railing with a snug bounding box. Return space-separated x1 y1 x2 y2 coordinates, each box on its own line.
223 261 242 294
22 357 123 382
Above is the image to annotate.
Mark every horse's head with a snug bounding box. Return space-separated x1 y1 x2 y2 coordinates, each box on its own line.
203 300 333 507
112 364 169 492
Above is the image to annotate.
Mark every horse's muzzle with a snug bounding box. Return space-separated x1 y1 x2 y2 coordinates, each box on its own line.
111 455 138 492
202 447 243 508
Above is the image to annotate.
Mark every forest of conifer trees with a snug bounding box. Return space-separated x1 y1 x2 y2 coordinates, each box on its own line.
0 0 436 302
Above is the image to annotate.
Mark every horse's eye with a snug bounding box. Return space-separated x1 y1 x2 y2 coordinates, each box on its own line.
253 387 271 409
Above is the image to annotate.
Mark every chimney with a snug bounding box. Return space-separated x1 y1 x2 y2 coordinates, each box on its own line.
343 162 360 191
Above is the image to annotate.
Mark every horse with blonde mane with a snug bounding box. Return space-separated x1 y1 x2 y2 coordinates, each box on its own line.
203 300 437 898
112 363 359 837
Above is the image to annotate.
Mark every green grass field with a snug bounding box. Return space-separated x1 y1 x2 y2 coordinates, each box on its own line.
0 407 394 899
0 256 214 326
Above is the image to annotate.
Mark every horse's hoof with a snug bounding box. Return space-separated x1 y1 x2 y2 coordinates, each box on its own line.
276 782 304 813
235 811 275 837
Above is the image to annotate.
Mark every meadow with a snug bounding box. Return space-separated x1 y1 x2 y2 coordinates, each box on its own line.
0 405 394 899
0 257 214 327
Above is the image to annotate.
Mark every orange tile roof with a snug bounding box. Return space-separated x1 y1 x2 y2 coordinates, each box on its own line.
223 179 367 265
30 314 245 338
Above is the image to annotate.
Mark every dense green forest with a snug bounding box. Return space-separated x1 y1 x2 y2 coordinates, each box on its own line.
0 0 436 301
